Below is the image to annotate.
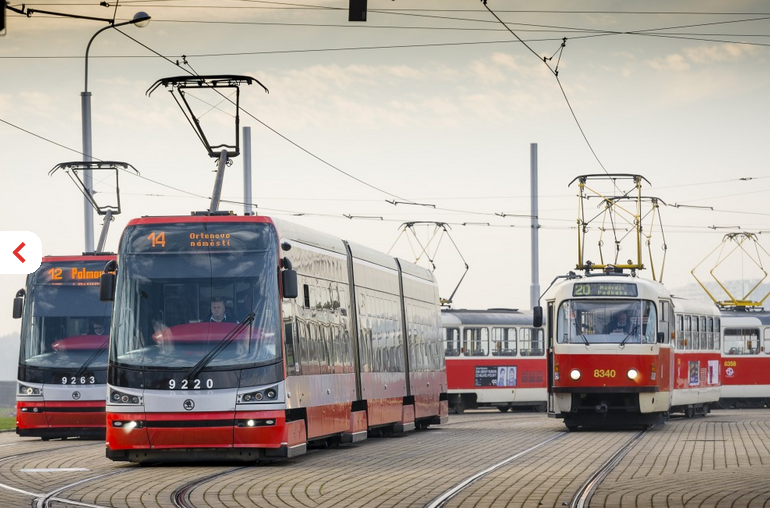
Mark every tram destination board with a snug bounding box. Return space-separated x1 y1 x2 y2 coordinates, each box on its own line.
572 282 638 297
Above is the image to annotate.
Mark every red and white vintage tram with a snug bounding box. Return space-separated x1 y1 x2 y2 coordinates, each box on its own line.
100 215 447 463
442 308 546 413
13 254 115 440
719 310 770 408
540 272 722 430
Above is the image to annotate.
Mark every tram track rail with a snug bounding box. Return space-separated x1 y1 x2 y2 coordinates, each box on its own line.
171 466 249 508
0 440 115 508
424 433 565 508
425 426 648 508
568 428 646 508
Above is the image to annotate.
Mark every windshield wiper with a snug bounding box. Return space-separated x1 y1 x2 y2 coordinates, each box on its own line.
619 325 639 347
74 336 110 379
572 323 590 345
184 313 255 382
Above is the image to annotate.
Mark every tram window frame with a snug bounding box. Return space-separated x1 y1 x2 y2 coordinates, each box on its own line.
444 326 462 357
658 300 671 345
520 328 544 357
764 328 770 355
724 328 760 355
491 327 516 356
693 316 700 350
463 327 489 356
675 314 684 349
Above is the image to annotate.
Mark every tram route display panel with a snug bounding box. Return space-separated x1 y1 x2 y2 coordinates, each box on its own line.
572 282 638 297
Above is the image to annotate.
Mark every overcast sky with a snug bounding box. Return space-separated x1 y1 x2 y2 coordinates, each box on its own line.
2 0 770 346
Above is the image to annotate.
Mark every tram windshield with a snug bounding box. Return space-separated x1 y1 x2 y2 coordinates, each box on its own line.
20 262 113 371
110 222 281 370
557 300 657 345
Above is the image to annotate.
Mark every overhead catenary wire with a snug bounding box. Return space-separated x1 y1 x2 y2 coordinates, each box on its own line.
481 1 611 176
4 3 770 236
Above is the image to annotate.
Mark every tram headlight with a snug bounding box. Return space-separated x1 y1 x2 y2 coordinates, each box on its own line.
627 368 639 380
18 384 42 396
109 389 142 405
112 420 144 430
238 385 280 404
570 369 581 381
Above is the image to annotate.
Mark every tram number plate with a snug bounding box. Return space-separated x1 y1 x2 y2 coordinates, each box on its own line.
594 369 616 378
167 378 214 390
57 373 97 385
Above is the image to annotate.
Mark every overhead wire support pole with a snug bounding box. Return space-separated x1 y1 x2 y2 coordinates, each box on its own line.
79 11 151 252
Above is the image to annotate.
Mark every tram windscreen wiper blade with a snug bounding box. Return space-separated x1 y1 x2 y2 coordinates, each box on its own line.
184 313 255 382
619 325 639 347
74 336 110 379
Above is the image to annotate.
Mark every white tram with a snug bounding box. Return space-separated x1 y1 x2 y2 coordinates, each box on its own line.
442 308 546 413
100 215 447 463
540 272 722 430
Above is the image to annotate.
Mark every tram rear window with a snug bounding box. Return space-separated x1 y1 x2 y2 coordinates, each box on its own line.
572 282 638 297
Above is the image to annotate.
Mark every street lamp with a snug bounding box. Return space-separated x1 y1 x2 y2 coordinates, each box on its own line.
82 11 150 252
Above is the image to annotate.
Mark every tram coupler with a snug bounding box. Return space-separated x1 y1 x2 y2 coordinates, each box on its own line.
595 402 608 414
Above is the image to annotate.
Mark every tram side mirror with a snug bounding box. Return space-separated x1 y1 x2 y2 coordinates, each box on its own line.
657 331 665 344
12 288 25 319
282 269 298 299
100 273 116 302
100 259 118 302
281 257 298 299
533 306 543 328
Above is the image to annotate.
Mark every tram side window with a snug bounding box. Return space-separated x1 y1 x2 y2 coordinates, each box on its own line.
658 301 670 345
706 317 714 350
724 328 760 355
765 328 770 355
520 328 544 357
715 317 721 351
674 314 682 349
491 327 516 356
464 327 488 356
445 328 461 356
684 315 693 350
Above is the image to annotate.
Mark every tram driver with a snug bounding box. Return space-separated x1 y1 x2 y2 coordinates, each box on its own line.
606 310 631 334
209 296 237 323
90 319 109 335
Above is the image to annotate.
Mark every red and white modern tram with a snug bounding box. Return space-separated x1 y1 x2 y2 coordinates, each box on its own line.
539 271 722 430
442 308 546 413
719 310 770 408
13 254 115 440
100 215 448 463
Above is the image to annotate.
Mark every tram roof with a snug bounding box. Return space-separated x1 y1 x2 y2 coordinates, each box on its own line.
441 308 535 327
721 309 770 325
41 254 116 262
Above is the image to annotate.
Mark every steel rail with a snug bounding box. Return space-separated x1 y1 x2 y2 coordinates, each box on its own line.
569 428 647 508
424 433 564 508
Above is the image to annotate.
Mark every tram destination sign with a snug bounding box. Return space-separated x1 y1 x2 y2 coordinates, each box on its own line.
126 223 273 253
37 262 103 286
572 282 638 297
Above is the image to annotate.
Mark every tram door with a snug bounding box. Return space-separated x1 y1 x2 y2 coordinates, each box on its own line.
545 301 556 416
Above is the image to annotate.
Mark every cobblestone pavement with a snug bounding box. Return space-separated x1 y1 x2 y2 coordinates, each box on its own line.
0 410 768 507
